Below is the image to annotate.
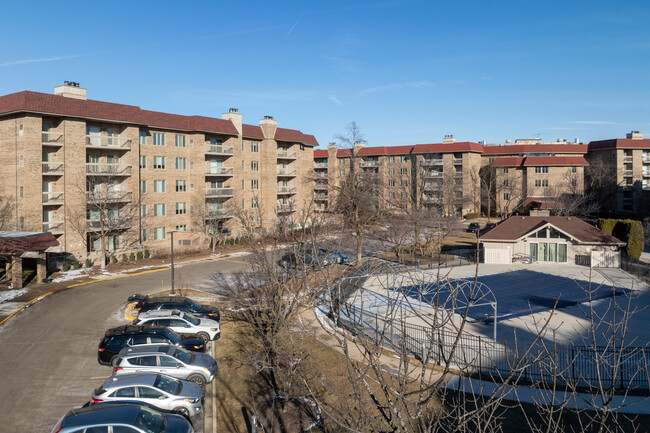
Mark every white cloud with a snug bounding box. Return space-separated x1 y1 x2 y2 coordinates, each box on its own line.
356 81 433 96
328 95 342 105
0 55 83 67
570 121 617 125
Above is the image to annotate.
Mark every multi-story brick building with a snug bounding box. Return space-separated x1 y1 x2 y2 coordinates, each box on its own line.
586 131 650 217
482 139 588 215
0 83 318 259
314 136 483 216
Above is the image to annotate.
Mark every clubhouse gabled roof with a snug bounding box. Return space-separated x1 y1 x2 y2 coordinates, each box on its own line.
0 90 318 146
479 216 624 245
0 231 60 255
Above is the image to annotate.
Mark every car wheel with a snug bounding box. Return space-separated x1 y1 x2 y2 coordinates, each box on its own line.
110 356 118 366
173 407 191 419
198 332 210 344
187 374 206 387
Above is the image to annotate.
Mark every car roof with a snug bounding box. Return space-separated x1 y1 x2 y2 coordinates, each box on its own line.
119 344 174 356
139 310 192 319
102 373 159 388
105 325 171 336
145 296 190 303
61 404 141 427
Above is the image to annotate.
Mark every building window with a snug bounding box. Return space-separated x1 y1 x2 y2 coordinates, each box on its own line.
189 184 194 192
339 169 345 176
388 168 395 175
176 202 187 215
175 157 186 170
251 179 259 190
388 157 395 163
534 166 549 173
251 160 259 171
153 133 165 146
154 203 166 216
153 180 166 193
18 124 23 136
401 180 408 187
503 179 508 187
19 155 23 167
154 227 166 240
503 168 509 174
242 199 245 209
241 180 245 190
534 179 549 187
338 158 346 165
241 141 245 151
400 156 407 163
388 180 395 187
139 130 147 145
389 191 395 198
503 192 510 200
139 156 146 169
175 135 186 147
19 186 23 198
140 181 147 193
175 180 187 192
252 198 259 208
400 168 408 175
176 224 187 231
401 192 408 199
242 160 245 171
251 142 259 152
140 205 147 217
140 229 147 242
153 156 165 169
572 166 577 173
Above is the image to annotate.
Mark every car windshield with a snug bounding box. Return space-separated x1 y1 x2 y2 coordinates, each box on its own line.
93 385 105 396
183 313 200 326
162 330 181 344
186 300 200 310
171 346 194 364
134 406 166 433
154 374 181 395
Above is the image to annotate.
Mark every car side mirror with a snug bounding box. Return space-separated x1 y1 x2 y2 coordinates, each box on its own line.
176 364 182 368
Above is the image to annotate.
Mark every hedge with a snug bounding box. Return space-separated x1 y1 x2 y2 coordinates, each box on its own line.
598 218 644 260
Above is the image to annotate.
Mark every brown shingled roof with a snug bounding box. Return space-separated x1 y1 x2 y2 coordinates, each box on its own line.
588 138 650 151
313 149 329 158
482 144 588 155
242 124 264 140
479 216 624 245
0 231 60 255
274 127 319 147
413 142 484 154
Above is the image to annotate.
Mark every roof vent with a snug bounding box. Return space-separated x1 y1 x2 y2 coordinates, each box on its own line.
54 81 86 100
264 115 274 120
442 134 456 144
626 131 643 140
229 108 238 113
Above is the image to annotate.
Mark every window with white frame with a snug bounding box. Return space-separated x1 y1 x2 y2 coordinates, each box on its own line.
388 168 395 175
535 166 549 173
139 130 147 145
252 198 259 208
175 135 186 147
153 180 165 193
140 205 146 217
175 202 187 215
153 156 165 169
251 142 259 152
175 180 186 192
176 224 187 231
175 157 186 170
388 180 395 187
400 168 408 175
401 180 408 187
153 133 165 146
140 181 147 193
140 229 147 242
154 203 166 216
251 179 259 190
251 160 259 171
154 227 166 240
139 156 146 169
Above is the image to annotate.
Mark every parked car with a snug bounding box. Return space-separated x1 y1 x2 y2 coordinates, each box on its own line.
98 325 205 365
131 295 220 322
278 246 347 269
113 345 218 386
50 403 194 433
91 373 203 418
318 248 349 264
82 400 194 425
133 311 220 343
466 222 481 233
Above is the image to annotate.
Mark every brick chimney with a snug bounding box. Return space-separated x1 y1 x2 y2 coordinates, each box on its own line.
626 131 643 140
259 115 277 139
442 134 456 144
327 142 338 156
222 108 242 135
54 81 86 100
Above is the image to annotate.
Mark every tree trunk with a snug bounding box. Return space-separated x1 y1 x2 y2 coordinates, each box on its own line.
100 231 107 270
356 230 363 262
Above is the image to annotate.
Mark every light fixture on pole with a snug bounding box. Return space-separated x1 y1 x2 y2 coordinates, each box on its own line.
168 230 178 295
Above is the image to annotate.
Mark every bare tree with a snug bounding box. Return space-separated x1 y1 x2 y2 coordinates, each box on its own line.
0 196 15 231
192 194 234 253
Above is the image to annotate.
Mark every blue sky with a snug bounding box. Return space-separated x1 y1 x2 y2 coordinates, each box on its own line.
1 1 649 147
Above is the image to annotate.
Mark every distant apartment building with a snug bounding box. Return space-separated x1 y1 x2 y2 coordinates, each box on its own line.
0 83 317 258
314 136 483 216
482 139 588 215
586 131 650 217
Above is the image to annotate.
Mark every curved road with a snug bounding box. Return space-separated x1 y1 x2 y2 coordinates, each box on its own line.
0 256 249 433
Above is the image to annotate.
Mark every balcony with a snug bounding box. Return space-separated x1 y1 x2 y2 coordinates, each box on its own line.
205 165 234 177
43 221 64 235
42 192 64 205
86 163 132 176
454 172 463 179
42 162 64 176
622 170 633 177
42 132 64 147
314 194 328 201
86 135 132 150
422 195 441 204
206 145 234 156
277 150 297 160
453 158 463 165
86 219 132 232
360 161 379 168
205 187 234 198
623 156 634 163
314 183 328 191
314 162 328 169
86 190 132 203
314 172 328 180
421 159 443 167
423 183 441 191
643 171 650 178
277 167 297 177
277 203 295 214
423 171 443 179
206 209 233 220
277 186 297 195
454 183 463 191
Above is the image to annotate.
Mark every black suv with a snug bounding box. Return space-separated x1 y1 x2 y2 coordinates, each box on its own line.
97 325 205 365
131 295 220 322
466 222 481 233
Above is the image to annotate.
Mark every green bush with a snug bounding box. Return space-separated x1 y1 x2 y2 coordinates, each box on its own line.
463 212 479 220
129 252 135 261
598 218 644 259
121 254 128 263
85 258 92 268
144 250 150 259
111 255 118 264
73 260 81 270
136 251 143 260
61 261 69 271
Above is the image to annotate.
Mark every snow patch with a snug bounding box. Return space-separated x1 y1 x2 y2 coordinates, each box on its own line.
0 289 26 303
226 251 251 258
51 268 93 282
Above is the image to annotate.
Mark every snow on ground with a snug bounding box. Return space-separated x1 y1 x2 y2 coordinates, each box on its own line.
0 289 27 303
51 268 93 283
226 251 252 257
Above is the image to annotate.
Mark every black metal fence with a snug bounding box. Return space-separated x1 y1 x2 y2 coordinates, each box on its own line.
621 255 650 281
339 301 650 392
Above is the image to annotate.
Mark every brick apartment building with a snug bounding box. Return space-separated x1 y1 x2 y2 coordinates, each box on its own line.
586 131 650 217
0 83 318 259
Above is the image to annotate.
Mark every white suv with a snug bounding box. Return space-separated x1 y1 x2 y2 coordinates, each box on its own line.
134 311 220 343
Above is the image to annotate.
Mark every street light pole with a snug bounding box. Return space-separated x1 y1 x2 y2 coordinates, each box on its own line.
169 230 177 295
